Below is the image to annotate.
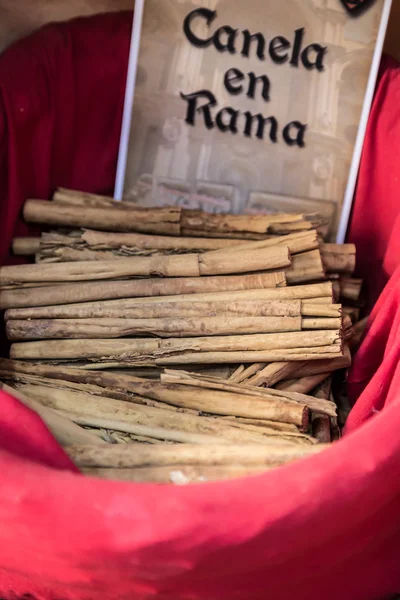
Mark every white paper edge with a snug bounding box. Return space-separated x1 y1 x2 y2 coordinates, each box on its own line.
114 0 145 201
114 0 393 230
336 0 393 242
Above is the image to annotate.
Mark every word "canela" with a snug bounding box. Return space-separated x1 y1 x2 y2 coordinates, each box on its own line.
183 8 327 71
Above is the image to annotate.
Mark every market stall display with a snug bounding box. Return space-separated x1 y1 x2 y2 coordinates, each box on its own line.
0 188 366 484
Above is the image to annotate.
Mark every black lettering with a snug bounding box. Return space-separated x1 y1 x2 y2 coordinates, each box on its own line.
301 44 327 71
214 26 238 54
224 68 245 96
269 36 290 64
183 8 216 48
216 107 239 133
180 90 216 129
283 121 307 147
241 30 266 60
244 112 278 142
290 28 304 67
247 72 270 102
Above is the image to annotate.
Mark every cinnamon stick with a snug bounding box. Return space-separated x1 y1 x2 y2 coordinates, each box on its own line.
268 221 313 234
321 244 356 275
0 272 287 310
301 318 342 330
65 414 314 446
23 199 182 235
0 245 291 285
229 363 264 383
180 230 269 240
246 362 303 387
339 278 363 303
39 247 121 263
342 306 360 322
200 246 291 275
39 229 319 261
283 345 351 378
52 188 146 210
311 416 332 444
154 347 342 367
228 365 246 381
5 299 321 322
21 383 308 431
10 330 342 362
274 373 331 394
77 228 239 250
220 416 298 433
301 303 342 318
181 209 307 236
12 347 343 365
6 315 304 341
18 391 269 447
311 378 333 443
68 443 325 469
216 419 309 439
161 370 337 418
12 237 41 256
285 249 325 284
313 377 332 400
52 190 323 239
59 414 234 446
84 281 333 306
245 346 351 387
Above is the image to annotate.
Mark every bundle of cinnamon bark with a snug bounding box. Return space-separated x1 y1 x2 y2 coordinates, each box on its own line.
0 359 337 483
0 188 366 484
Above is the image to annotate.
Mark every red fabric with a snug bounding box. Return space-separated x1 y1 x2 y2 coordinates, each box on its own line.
1 14 400 600
0 390 77 473
0 10 132 355
0 10 132 267
0 383 400 600
348 55 400 306
346 266 400 430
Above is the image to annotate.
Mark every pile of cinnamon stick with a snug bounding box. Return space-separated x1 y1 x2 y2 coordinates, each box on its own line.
0 188 366 484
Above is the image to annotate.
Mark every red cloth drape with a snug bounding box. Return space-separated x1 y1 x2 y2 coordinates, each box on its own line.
346 265 400 431
0 382 400 600
347 55 400 307
0 10 132 267
0 13 400 600
0 10 132 355
344 55 400 432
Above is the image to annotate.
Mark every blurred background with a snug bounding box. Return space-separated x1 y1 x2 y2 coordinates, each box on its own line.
0 1 131 53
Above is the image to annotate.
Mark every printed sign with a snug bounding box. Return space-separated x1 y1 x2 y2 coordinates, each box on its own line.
121 0 388 236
